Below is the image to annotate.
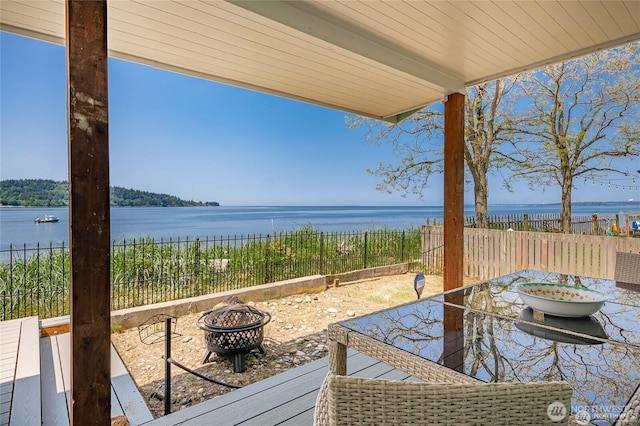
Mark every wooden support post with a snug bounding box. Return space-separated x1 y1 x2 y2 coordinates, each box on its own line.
444 92 465 291
66 1 111 424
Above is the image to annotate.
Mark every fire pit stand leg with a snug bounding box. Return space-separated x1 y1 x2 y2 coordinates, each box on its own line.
201 350 213 364
231 344 266 373
232 354 245 373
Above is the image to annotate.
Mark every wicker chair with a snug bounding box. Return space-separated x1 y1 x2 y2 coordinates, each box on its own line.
614 252 640 288
313 374 573 426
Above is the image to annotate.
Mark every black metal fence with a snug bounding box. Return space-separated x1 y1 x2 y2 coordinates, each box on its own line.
0 229 421 320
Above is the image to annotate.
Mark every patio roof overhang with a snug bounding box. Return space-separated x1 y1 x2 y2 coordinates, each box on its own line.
2 0 639 122
2 1 639 424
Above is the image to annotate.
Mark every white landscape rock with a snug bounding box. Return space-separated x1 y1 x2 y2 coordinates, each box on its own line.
209 258 230 272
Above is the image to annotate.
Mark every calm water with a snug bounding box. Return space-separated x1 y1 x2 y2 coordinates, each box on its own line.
1 202 639 249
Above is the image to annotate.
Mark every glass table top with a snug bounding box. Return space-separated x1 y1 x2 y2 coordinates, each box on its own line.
432 270 640 347
430 270 640 306
338 271 640 425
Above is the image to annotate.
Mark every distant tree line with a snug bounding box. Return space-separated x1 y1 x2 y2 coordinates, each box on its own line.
0 179 219 207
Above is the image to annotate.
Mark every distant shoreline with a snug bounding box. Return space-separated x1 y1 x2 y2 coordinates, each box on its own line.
0 179 219 207
2 203 639 251
0 204 220 208
2 201 638 209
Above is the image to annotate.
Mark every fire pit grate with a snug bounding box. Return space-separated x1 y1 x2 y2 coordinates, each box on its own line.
196 301 271 373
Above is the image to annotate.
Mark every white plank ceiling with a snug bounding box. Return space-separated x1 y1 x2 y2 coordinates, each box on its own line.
1 0 639 121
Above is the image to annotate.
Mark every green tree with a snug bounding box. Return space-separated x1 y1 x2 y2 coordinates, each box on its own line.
348 78 516 228
505 43 640 233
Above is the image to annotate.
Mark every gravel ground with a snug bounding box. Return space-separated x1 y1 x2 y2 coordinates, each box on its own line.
111 273 450 418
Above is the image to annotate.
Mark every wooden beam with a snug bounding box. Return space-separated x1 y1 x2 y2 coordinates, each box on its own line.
443 92 465 291
66 1 111 424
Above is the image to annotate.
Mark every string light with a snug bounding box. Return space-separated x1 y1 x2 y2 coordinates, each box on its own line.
581 175 640 192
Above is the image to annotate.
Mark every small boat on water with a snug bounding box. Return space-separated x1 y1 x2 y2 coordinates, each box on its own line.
34 215 60 223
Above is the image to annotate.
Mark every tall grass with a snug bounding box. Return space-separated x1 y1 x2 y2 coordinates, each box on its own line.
0 227 421 320
0 243 69 319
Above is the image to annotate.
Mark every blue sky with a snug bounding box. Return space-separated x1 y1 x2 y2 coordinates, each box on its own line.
1 32 638 206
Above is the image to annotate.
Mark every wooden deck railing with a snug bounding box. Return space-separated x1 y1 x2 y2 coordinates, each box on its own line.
422 226 640 281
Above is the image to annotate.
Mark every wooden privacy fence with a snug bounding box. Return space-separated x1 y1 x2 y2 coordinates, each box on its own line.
422 225 640 281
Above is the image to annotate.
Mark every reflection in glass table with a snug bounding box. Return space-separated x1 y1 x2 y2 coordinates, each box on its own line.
329 270 640 425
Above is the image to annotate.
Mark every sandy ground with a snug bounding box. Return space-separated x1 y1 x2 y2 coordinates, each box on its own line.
111 273 458 418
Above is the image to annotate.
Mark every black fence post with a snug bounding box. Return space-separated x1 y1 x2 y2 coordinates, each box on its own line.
47 242 52 317
165 315 172 415
265 234 271 283
123 239 128 297
132 238 137 296
319 232 324 275
8 244 13 320
363 232 368 269
401 230 406 263
140 238 146 307
195 238 200 296
35 243 41 318
62 241 67 315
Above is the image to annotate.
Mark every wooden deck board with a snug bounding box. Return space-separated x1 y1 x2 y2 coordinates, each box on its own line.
277 408 315 426
143 351 344 426
258 391 320 425
40 333 153 425
145 349 421 426
111 345 154 425
0 409 8 426
247 357 416 425
0 364 14 379
40 334 69 425
0 318 22 426
0 317 40 426
111 387 125 419
145 350 366 425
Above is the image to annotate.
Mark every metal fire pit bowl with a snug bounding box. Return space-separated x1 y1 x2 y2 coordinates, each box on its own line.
196 303 271 373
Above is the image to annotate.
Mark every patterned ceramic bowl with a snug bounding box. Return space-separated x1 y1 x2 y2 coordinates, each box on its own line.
516 282 608 317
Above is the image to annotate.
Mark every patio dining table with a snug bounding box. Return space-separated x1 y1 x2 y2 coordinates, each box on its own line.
327 270 640 425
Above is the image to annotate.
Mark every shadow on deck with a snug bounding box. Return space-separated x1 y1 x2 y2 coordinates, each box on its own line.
2 317 415 426
144 349 417 425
